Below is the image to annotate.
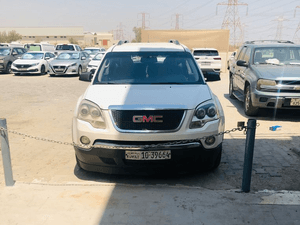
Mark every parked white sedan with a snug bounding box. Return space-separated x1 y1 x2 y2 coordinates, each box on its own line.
11 51 56 75
87 52 105 73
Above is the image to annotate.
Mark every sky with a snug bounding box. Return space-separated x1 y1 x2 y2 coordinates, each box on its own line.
2 0 300 43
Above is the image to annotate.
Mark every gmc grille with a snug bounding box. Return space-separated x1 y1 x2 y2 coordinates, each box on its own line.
111 110 185 131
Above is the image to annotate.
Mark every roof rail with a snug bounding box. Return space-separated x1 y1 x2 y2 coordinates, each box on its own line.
169 39 180 45
117 40 129 45
244 40 294 44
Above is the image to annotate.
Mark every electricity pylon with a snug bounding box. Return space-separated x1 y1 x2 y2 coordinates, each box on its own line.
217 0 248 47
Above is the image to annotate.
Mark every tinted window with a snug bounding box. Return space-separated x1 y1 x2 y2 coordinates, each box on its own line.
244 48 252 63
193 50 219 56
55 45 75 50
237 47 247 61
94 52 204 85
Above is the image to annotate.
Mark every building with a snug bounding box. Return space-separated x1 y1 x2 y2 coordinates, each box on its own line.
0 27 115 49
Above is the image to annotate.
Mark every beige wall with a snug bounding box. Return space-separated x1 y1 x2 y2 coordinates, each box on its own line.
141 29 230 72
141 29 230 52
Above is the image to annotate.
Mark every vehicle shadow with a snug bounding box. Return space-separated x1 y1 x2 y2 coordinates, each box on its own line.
48 74 79 78
14 73 48 77
224 93 300 122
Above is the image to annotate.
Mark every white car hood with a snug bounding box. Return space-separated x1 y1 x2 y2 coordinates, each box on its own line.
83 84 212 110
14 59 41 65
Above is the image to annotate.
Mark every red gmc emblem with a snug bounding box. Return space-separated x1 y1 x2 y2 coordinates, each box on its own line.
132 115 163 123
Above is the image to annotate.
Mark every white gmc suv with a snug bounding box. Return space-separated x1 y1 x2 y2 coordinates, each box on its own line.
73 40 225 174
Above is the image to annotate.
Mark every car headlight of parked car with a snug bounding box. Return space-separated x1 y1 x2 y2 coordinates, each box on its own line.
190 101 219 129
69 63 77 67
12 63 17 66
77 99 105 129
31 63 39 67
256 79 277 90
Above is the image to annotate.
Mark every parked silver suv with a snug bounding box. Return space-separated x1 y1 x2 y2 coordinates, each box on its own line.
0 47 27 74
229 40 300 116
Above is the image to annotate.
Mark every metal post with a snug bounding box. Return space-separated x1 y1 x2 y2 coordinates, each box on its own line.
0 118 15 186
241 119 257 192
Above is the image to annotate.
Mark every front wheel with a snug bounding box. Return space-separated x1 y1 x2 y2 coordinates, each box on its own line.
77 66 82 76
229 75 236 99
40 65 46 75
244 86 259 116
5 62 12 74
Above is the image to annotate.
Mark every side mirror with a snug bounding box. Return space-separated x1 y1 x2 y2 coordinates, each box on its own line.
81 56 86 60
79 71 93 82
236 60 248 67
12 52 18 56
45 57 50 60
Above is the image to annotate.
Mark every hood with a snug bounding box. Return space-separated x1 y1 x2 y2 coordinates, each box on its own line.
88 60 101 66
13 59 41 65
50 59 79 66
83 84 212 110
252 65 300 80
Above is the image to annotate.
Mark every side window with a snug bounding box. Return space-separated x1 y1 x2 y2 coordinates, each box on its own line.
75 46 80 51
12 48 18 55
244 48 252 63
45 53 50 58
16 48 23 54
50 53 56 58
237 47 247 61
78 46 82 51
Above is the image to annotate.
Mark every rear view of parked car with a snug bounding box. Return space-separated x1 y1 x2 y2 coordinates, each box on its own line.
0 47 27 74
11 51 56 75
54 44 82 55
24 42 55 52
192 48 222 80
49 51 90 76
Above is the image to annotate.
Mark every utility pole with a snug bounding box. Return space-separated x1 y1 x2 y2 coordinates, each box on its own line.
274 16 288 40
217 0 248 47
114 23 125 40
172 14 183 30
293 6 300 43
138 12 150 29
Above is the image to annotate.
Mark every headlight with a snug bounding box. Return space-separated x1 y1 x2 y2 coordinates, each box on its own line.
77 100 105 129
190 102 219 129
257 79 276 90
12 63 17 67
31 63 39 67
70 63 77 67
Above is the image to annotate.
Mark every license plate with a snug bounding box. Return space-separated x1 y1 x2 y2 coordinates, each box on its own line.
290 98 300 106
125 150 171 160
55 69 64 72
18 68 28 71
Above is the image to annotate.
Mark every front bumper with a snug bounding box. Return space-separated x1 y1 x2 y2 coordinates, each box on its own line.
49 65 78 75
11 66 40 74
75 142 222 174
251 89 300 109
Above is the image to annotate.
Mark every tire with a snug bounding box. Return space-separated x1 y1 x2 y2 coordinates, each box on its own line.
5 62 12 74
76 155 84 170
77 66 82 76
211 149 222 170
40 65 46 75
244 85 259 116
229 75 236 99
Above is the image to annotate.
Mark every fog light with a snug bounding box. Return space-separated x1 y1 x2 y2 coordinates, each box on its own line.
205 136 215 145
80 136 90 145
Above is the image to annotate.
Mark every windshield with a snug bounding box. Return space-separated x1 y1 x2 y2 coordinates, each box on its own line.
56 52 80 60
21 53 44 60
0 48 10 56
84 49 100 54
94 52 204 85
93 53 105 60
55 45 75 50
193 50 219 56
253 47 300 65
